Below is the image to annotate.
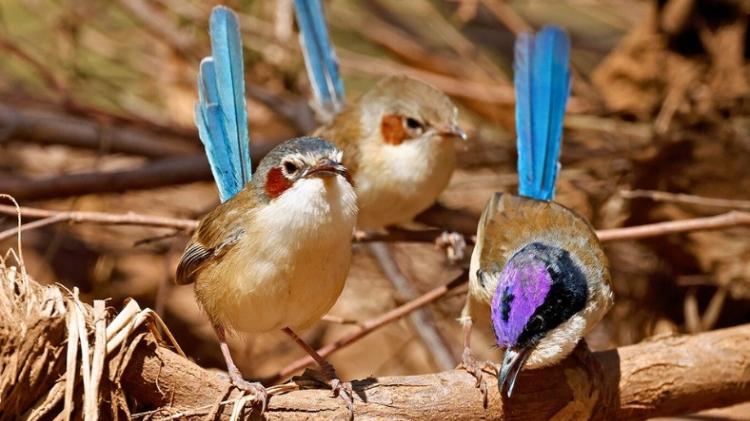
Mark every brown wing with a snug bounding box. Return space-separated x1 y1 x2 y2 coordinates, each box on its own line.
175 192 254 285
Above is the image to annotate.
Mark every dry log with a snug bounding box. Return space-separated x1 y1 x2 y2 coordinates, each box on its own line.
121 324 750 420
0 103 198 158
3 256 749 420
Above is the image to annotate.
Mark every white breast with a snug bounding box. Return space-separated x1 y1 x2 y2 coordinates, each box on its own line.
197 176 357 333
355 135 455 229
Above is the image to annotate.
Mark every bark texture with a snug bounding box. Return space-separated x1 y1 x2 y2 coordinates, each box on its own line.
120 325 750 420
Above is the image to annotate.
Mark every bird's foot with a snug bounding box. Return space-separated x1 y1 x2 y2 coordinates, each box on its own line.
435 231 467 263
228 368 268 413
320 361 355 419
458 348 488 406
328 377 354 418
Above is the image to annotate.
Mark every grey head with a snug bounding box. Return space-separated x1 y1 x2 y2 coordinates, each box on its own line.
251 136 352 202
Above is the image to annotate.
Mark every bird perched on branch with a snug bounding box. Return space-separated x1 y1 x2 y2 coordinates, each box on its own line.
460 26 613 398
176 6 357 412
293 0 466 230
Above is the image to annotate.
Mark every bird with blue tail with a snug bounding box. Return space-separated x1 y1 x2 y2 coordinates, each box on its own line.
293 0 467 372
176 6 359 414
293 0 467 231
459 26 614 399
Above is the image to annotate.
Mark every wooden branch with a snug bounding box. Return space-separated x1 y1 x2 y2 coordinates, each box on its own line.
0 204 196 242
0 103 198 158
0 155 212 201
2 203 749 245
621 189 750 211
0 147 283 202
122 323 750 420
268 272 468 384
596 211 750 242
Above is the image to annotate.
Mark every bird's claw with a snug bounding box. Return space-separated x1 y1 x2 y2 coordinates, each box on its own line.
228 370 268 413
328 377 355 418
458 348 489 407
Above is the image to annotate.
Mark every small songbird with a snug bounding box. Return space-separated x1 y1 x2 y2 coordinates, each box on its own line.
176 7 357 410
460 27 613 397
294 0 466 230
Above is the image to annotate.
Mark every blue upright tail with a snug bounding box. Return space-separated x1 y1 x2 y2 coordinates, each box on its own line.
195 6 252 203
293 0 346 115
514 26 571 201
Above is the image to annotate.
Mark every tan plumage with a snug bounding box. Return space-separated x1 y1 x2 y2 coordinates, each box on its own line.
314 76 464 229
462 193 613 368
176 141 358 334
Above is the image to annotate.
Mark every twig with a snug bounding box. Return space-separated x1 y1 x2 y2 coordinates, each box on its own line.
0 36 67 95
368 242 457 371
479 0 533 35
0 203 450 243
338 50 515 104
684 288 701 334
3 204 750 245
117 0 200 60
267 271 468 383
596 211 750 242
701 287 727 331
0 204 197 242
0 140 282 200
621 189 750 211
0 215 68 242
0 155 212 201
0 103 198 157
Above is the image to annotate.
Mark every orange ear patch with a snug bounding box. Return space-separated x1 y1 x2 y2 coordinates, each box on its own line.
381 114 407 145
264 167 293 198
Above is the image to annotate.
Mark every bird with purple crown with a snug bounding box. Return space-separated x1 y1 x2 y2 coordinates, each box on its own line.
460 26 614 398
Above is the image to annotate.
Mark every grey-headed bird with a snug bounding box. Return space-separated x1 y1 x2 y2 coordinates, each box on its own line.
176 7 357 412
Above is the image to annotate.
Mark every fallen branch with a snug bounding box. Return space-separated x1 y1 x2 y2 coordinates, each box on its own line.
122 323 750 420
621 189 750 211
596 211 750 242
5 257 749 419
0 140 280 201
3 203 749 245
0 204 197 242
0 103 198 158
267 272 468 384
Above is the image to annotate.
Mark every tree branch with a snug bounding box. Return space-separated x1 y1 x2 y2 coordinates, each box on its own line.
2 203 750 245
0 103 198 158
96 322 750 419
621 189 750 211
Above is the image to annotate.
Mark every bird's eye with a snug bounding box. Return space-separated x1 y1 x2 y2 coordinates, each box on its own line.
283 161 298 175
405 117 422 130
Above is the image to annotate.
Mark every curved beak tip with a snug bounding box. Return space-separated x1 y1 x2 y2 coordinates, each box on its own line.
441 126 468 141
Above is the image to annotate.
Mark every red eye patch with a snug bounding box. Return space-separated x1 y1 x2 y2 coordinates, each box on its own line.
264 167 293 198
381 114 407 145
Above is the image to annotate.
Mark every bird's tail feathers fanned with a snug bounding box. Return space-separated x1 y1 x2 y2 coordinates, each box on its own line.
195 6 252 202
293 0 345 119
514 26 571 201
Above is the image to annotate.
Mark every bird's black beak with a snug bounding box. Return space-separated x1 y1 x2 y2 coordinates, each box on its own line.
304 160 351 180
439 125 467 141
497 347 532 398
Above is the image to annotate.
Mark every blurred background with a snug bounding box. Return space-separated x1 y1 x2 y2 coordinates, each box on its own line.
0 0 748 414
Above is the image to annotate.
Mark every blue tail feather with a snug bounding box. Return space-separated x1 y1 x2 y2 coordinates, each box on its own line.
514 26 571 201
195 6 252 203
293 0 345 115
